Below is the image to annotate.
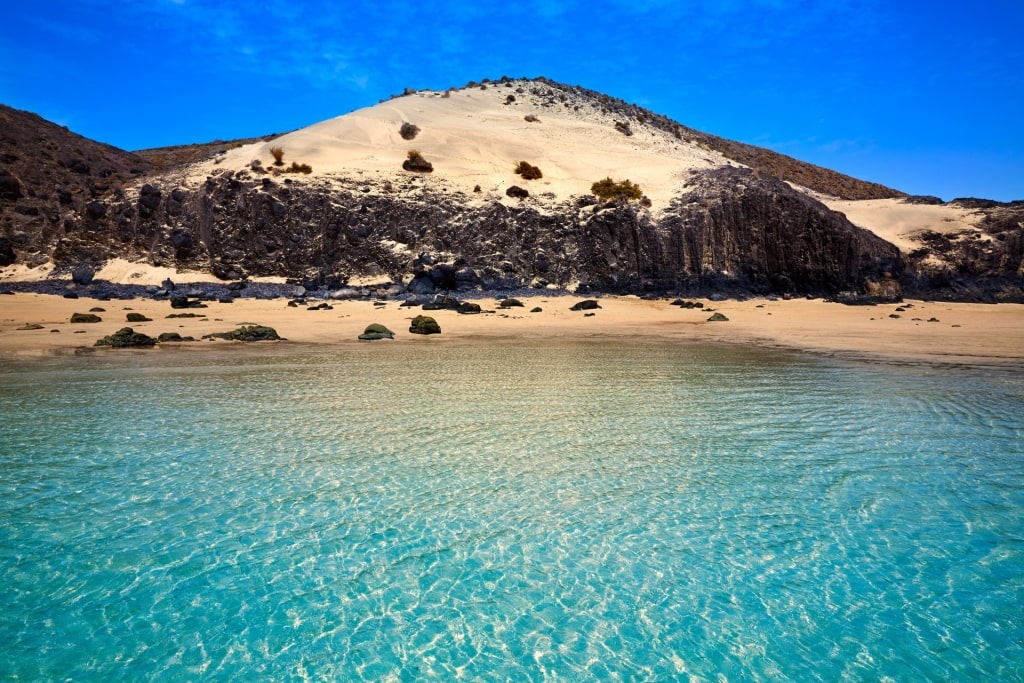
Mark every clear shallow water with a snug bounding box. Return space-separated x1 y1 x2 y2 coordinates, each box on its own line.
1 342 1022 681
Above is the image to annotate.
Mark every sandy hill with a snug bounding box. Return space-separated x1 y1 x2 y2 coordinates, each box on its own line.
1 77 1021 301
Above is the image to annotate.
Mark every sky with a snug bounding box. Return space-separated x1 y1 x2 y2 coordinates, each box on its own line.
2 0 1022 202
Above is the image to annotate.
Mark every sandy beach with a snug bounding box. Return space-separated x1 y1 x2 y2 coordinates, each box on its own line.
1 290 1020 366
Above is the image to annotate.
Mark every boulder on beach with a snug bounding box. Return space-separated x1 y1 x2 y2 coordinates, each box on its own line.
203 325 283 341
409 315 441 335
358 323 395 340
570 299 601 311
707 312 729 322
457 302 481 314
126 313 152 322
94 327 157 348
70 312 102 323
498 298 524 308
157 332 196 342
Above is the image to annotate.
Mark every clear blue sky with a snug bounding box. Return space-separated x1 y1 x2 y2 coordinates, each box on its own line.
2 0 1022 201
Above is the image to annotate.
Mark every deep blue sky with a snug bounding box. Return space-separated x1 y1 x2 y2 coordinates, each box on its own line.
2 0 1022 201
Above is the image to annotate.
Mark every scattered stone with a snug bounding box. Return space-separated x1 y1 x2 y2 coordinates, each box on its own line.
358 323 395 340
422 294 461 311
166 313 203 318
457 302 482 314
928 317 940 322
584 312 596 317
307 302 333 310
707 312 730 322
70 312 102 323
89 307 106 313
530 307 542 313
570 299 601 311
16 323 44 330
498 298 524 308
63 292 79 299
409 315 441 335
889 314 901 319
126 312 152 322
94 327 156 348
170 296 207 309
506 185 529 199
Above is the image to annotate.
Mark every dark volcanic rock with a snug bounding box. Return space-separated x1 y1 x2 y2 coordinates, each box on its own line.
72 265 95 285
70 312 102 323
0 237 15 266
95 327 156 348
126 312 152 322
506 185 529 199
570 299 601 311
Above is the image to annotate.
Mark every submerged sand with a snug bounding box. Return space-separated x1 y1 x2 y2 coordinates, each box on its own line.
0 292 1020 367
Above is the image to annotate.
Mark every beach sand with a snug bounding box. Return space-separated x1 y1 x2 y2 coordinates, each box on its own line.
1 292 1021 366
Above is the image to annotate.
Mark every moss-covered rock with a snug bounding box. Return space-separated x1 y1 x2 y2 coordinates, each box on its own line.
70 312 102 323
707 312 729 322
95 327 157 348
126 312 152 322
16 323 45 330
409 315 441 335
157 332 196 342
203 324 283 341
358 323 395 340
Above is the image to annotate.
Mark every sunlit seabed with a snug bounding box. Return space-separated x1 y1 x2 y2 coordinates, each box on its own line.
1 341 1022 681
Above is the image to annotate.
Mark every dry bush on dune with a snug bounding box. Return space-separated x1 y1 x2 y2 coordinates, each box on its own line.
269 146 285 165
399 122 420 140
591 177 643 201
514 161 543 180
403 149 433 173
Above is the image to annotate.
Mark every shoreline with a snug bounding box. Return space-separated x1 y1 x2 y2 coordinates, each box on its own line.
1 290 1022 368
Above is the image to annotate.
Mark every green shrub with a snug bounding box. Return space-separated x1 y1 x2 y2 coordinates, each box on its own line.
514 161 543 180
591 177 643 201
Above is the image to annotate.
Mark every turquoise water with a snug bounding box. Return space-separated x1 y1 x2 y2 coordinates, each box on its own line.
1 341 1022 681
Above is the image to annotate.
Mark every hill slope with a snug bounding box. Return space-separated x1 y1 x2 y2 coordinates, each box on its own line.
1 78 1021 301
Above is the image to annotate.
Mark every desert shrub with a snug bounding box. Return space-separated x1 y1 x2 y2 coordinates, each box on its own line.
285 162 313 174
399 122 420 140
403 149 433 173
614 121 634 137
514 161 543 180
591 177 643 201
269 146 285 165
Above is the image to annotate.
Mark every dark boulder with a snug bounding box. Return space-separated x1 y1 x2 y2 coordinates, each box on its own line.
126 313 152 322
422 294 461 311
95 327 156 348
85 201 107 219
403 155 433 173
0 237 15 266
157 332 195 342
570 299 601 311
457 301 482 314
407 272 437 295
409 314 441 335
70 312 102 323
506 185 529 199
72 265 95 285
138 184 161 217
0 169 23 200
498 297 524 308
707 312 729 321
